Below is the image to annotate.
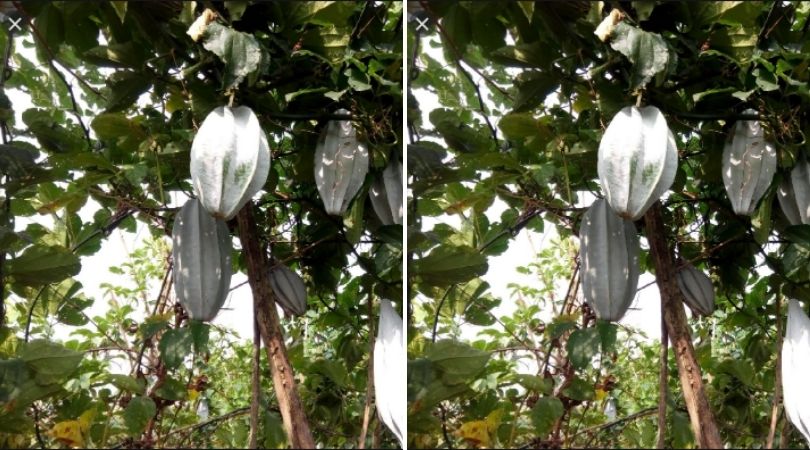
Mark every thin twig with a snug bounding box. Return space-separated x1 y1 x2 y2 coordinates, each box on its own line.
249 317 261 449
766 292 783 449
358 293 376 448
657 312 668 448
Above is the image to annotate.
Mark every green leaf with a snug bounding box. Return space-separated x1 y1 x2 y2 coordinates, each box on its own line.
529 397 564 435
7 244 81 286
514 374 552 394
158 327 193 370
512 72 558 112
442 3 472 54
189 320 210 353
201 22 263 90
563 377 594 401
566 327 600 369
426 340 490 384
83 43 149 68
105 71 151 112
19 340 82 379
499 113 539 139
752 187 774 245
110 1 127 23
107 374 145 395
783 225 810 251
154 378 187 401
123 396 156 436
311 359 350 388
91 113 146 142
290 1 355 26
609 22 670 90
412 245 488 286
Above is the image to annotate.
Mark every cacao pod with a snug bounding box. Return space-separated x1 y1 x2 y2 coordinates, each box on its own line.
597 105 678 220
722 109 776 216
268 264 307 317
374 299 405 447
777 157 810 226
782 299 810 445
190 106 270 220
314 109 369 216
675 264 715 317
172 198 233 321
579 198 640 321
369 157 403 225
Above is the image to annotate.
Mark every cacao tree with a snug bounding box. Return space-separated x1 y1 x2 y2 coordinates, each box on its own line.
0 1 402 448
408 1 810 448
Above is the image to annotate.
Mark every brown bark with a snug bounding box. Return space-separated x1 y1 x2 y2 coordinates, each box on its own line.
236 204 315 448
644 202 723 448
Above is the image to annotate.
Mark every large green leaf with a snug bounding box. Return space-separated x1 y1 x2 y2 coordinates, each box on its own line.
529 397 564 435
566 327 600 370
412 245 488 286
609 22 670 90
19 340 83 379
426 339 490 384
123 396 156 436
158 327 193 370
200 22 263 90
7 245 81 286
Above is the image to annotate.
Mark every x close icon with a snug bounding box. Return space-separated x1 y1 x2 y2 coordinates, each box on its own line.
415 17 428 32
7 17 20 31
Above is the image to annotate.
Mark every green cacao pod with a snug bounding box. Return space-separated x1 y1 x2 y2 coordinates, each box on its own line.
190 106 270 220
722 109 776 216
172 198 233 321
675 264 715 317
782 299 810 445
579 198 640 321
777 158 810 226
314 109 369 216
369 158 403 225
598 105 678 220
374 299 405 447
268 264 307 317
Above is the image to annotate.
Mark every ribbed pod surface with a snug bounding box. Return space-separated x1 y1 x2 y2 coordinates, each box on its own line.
579 198 640 321
369 158 403 225
597 105 678 221
782 299 810 445
268 264 307 317
777 158 810 226
190 106 270 220
722 109 776 216
172 198 233 321
675 264 715 317
314 109 369 216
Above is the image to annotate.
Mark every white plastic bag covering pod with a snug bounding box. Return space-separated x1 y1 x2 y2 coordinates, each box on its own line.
597 105 678 221
777 158 810 226
190 106 270 220
782 299 810 445
172 198 233 321
675 264 715 317
369 158 403 225
579 198 640 321
268 264 307 317
314 109 369 216
722 109 777 216
374 299 405 447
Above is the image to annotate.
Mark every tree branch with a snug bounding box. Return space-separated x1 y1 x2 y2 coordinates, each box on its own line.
644 202 723 448
236 203 315 448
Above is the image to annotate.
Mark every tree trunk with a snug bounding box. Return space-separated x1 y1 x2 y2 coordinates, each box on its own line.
236 203 315 448
644 202 723 448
